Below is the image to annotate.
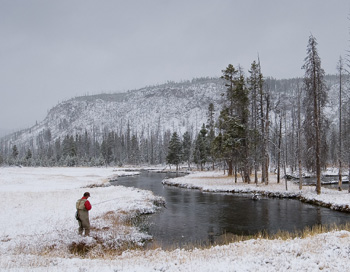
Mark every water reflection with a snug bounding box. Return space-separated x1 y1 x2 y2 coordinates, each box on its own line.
114 171 350 249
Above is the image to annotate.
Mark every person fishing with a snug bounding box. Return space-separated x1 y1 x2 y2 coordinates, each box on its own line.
76 192 92 236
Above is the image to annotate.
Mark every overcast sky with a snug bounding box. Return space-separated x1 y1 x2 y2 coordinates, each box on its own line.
1 0 349 132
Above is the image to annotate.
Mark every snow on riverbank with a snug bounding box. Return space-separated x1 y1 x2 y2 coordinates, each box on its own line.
163 171 350 212
2 168 350 271
3 229 350 271
0 167 163 270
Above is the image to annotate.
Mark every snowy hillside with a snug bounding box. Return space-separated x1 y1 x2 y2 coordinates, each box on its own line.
1 78 225 149
0 75 341 153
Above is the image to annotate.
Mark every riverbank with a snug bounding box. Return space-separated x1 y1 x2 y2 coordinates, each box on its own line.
163 171 350 212
1 167 350 271
0 167 164 270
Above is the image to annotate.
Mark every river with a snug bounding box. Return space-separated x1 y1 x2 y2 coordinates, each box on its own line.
113 171 350 249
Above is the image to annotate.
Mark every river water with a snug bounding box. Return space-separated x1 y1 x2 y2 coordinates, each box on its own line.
113 171 350 249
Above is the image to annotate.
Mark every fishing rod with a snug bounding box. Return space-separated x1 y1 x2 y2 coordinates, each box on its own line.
93 197 121 206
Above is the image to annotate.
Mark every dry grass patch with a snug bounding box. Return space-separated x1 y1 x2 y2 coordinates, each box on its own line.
68 241 94 256
1 235 11 242
67 210 150 258
197 175 233 180
154 223 350 251
229 223 350 243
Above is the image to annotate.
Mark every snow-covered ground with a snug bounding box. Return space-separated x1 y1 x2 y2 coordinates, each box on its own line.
1 167 350 271
163 171 350 212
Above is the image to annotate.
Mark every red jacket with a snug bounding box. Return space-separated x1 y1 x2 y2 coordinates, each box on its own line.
82 196 92 211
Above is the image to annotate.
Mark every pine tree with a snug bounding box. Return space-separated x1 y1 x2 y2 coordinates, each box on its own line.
217 64 238 175
194 124 209 171
62 135 77 158
235 70 251 183
54 138 62 162
302 34 328 194
248 60 261 184
130 134 140 165
216 64 250 181
101 133 113 166
166 132 182 170
12 145 19 159
182 131 192 170
248 59 269 184
25 149 32 160
206 103 216 170
126 121 131 162
211 131 224 172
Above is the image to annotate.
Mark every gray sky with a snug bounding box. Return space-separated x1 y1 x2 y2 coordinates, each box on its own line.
1 0 349 132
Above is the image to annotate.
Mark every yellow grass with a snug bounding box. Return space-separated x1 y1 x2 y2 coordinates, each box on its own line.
143 223 350 252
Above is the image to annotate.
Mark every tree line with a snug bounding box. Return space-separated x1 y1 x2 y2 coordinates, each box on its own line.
1 34 349 195
166 34 350 195
0 125 174 167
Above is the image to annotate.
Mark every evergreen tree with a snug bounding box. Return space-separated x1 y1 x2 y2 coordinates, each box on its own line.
207 103 215 140
182 131 192 169
235 70 251 183
12 145 19 159
248 58 269 184
126 121 131 162
206 103 216 170
215 64 250 181
248 60 261 183
216 64 238 175
62 135 76 158
194 124 209 171
101 133 113 166
25 149 32 160
215 108 243 176
166 132 182 170
130 134 140 165
302 34 328 194
54 138 62 162
211 132 225 173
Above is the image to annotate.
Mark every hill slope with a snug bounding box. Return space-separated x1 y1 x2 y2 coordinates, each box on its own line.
1 77 225 150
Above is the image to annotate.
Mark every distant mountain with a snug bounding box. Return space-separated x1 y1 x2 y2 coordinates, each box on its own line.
1 77 226 150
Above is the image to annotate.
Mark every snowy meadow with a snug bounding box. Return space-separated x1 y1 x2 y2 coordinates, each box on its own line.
1 167 350 271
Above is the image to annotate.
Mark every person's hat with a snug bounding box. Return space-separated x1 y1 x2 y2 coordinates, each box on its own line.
84 192 90 197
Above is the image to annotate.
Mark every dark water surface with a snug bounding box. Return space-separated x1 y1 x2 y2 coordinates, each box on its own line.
113 171 350 249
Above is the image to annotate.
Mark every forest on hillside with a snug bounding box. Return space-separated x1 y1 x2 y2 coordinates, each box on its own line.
0 35 349 195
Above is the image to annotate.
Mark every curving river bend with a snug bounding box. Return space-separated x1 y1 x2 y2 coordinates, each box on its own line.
113 171 350 249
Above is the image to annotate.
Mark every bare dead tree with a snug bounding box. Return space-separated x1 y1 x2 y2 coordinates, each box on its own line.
337 56 344 191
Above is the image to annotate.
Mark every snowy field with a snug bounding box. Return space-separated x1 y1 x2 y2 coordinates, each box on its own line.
1 167 350 271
